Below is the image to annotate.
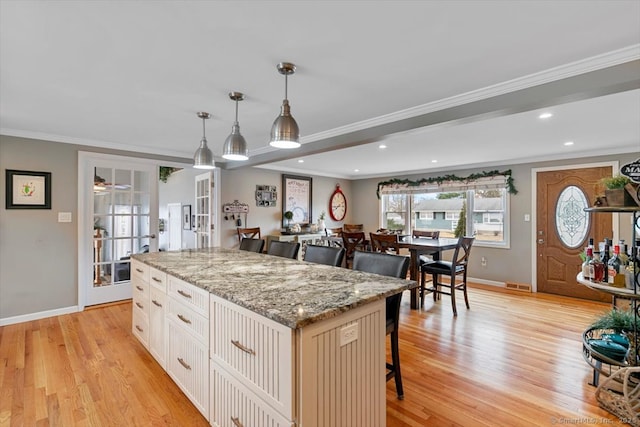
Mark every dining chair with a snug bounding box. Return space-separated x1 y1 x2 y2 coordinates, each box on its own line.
303 244 346 267
412 230 440 239
342 231 368 268
326 227 343 237
369 232 401 255
413 230 441 265
267 240 300 259
239 237 265 253
420 236 475 315
352 250 410 400
237 226 261 243
343 223 364 232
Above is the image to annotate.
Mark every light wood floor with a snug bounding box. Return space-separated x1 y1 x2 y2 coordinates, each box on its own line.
0 286 628 426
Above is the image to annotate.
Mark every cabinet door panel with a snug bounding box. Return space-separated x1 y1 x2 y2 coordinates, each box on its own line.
149 286 166 368
167 320 209 420
210 363 293 427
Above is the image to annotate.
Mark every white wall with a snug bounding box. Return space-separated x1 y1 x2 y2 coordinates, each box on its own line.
219 167 353 248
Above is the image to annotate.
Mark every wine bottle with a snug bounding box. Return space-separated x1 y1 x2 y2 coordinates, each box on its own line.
589 251 604 283
607 245 624 287
602 244 609 283
582 247 593 280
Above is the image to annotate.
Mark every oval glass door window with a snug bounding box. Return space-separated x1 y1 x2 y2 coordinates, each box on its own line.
555 185 589 248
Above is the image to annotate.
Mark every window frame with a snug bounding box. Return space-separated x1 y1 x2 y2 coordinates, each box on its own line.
380 187 510 249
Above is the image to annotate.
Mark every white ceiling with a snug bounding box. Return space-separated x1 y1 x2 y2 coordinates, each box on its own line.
1 1 639 179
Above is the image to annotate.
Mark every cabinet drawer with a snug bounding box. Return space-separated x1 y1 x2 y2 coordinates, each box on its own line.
131 260 149 283
149 287 166 369
168 297 209 344
210 363 293 427
132 309 149 348
149 267 167 292
210 295 294 419
168 276 209 318
132 281 149 312
167 320 209 420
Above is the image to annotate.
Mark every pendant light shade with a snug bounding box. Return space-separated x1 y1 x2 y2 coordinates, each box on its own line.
269 62 300 149
222 92 249 161
193 112 215 169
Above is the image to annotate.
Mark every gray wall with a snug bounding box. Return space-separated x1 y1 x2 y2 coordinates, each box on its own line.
219 167 352 248
351 152 638 285
1 133 637 321
0 135 188 320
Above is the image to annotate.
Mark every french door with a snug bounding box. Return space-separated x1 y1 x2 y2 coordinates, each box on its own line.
195 171 214 248
79 153 158 307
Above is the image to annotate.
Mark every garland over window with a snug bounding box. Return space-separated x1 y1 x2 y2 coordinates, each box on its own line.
376 169 517 198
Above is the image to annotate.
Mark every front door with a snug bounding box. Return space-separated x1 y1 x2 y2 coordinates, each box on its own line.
536 165 612 301
80 153 158 307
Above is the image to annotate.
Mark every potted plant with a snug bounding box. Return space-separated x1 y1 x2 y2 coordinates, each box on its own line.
599 176 635 207
587 308 638 364
317 211 326 232
283 210 294 229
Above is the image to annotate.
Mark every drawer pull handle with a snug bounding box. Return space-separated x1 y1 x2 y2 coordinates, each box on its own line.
231 340 255 356
135 325 143 332
136 285 144 291
177 289 192 299
152 277 162 282
177 314 191 324
231 416 244 427
135 302 143 309
135 268 143 273
152 300 162 307
177 357 191 370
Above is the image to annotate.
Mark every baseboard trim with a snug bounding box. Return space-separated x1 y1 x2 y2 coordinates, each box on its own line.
468 277 505 288
0 305 80 326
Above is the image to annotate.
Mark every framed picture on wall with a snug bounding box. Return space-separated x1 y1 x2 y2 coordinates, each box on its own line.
282 174 312 227
182 205 192 230
5 169 52 209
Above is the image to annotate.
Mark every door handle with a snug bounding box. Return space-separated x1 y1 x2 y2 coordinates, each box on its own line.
538 239 545 244
143 234 156 239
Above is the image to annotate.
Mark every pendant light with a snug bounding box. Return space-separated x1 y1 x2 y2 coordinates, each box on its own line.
269 62 300 149
222 92 249 161
193 112 215 169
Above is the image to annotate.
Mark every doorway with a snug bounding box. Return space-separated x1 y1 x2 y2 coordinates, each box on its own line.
79 153 159 308
533 163 616 302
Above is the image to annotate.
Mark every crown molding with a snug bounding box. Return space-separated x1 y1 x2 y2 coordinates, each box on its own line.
300 45 640 144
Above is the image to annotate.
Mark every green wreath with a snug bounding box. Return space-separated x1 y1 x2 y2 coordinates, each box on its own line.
376 169 517 199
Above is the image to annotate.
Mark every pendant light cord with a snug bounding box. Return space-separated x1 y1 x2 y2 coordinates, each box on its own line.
202 117 206 139
284 74 288 101
235 99 239 123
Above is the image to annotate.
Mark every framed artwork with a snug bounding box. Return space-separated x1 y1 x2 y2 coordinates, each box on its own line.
282 174 312 227
255 185 277 207
6 169 52 209
182 205 192 230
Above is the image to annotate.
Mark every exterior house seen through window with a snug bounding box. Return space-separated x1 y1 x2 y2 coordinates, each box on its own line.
380 187 509 248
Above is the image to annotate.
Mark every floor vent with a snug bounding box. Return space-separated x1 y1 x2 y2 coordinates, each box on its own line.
505 282 532 292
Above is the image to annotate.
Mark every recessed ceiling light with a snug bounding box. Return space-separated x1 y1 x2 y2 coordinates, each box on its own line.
379 144 387 149
539 112 553 119
298 159 304 163
564 141 574 146
431 159 438 163
354 169 359 172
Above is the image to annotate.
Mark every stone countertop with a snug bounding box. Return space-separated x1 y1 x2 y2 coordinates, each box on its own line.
133 248 416 329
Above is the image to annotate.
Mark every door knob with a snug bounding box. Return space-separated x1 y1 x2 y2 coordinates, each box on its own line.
143 234 156 239
538 238 544 244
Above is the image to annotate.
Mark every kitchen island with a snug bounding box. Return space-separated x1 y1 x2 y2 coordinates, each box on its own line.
131 248 416 427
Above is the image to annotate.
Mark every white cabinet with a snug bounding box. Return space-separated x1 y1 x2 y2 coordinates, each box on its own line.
168 319 210 419
210 362 294 427
167 275 210 421
149 286 166 368
210 295 294 420
131 260 150 348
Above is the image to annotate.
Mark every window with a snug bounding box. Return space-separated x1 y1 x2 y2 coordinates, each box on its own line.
445 211 460 220
381 186 509 248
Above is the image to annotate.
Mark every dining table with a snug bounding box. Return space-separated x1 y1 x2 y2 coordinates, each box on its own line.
397 236 460 309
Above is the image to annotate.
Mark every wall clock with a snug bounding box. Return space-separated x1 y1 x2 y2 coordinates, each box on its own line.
329 184 347 221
